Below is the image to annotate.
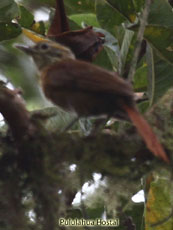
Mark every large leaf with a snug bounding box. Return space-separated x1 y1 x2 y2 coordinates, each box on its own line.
17 6 45 35
94 27 120 70
145 173 173 230
134 63 148 92
95 0 126 34
68 18 81 30
120 29 134 75
93 48 113 71
146 45 173 105
17 5 34 29
69 13 100 27
106 0 137 23
148 0 173 27
133 0 144 12
0 22 21 41
64 0 95 15
120 31 147 79
144 25 173 64
0 0 19 22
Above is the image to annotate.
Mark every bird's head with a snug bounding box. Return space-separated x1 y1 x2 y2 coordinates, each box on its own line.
16 41 75 71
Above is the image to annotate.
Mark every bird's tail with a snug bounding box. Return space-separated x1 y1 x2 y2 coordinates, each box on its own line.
123 104 169 163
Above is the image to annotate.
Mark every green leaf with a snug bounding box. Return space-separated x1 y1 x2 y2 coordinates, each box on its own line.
0 22 22 41
69 13 100 27
120 31 145 78
96 0 126 34
94 27 120 70
106 0 137 23
146 45 173 105
134 64 148 92
133 0 144 12
0 0 20 22
148 0 173 27
104 46 119 71
144 25 173 64
68 18 81 30
66 208 83 218
18 5 34 29
31 21 46 35
93 48 113 71
138 101 150 114
86 205 104 219
145 173 173 230
64 0 95 15
120 29 134 74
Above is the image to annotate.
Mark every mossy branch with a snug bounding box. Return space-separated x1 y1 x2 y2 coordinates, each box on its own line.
0 84 172 230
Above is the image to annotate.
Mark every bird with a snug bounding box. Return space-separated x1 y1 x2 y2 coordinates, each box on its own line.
16 41 169 163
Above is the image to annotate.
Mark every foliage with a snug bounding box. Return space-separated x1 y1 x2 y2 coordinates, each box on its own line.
0 0 173 230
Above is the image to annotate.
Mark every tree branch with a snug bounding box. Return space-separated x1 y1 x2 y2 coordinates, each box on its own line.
128 0 152 82
0 84 34 141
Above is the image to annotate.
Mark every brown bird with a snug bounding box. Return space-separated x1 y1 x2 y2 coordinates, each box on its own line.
16 41 169 163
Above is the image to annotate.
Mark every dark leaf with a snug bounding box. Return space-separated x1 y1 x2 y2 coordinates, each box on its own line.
17 5 34 29
106 0 137 23
146 45 173 105
94 47 113 70
64 0 95 15
49 26 105 61
0 22 21 41
0 0 20 22
148 0 173 27
96 0 126 34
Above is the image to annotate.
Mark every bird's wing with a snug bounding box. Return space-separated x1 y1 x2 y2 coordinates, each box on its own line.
43 59 133 97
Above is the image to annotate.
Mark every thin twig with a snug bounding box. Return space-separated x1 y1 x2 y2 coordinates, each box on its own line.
128 0 152 82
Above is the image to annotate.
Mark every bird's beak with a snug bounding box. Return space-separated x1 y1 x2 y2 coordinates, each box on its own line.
15 44 35 55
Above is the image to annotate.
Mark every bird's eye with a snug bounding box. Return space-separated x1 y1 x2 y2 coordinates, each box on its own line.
40 43 49 51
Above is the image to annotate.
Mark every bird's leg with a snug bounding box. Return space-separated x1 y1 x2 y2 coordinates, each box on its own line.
79 118 92 136
89 116 111 136
62 116 110 135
